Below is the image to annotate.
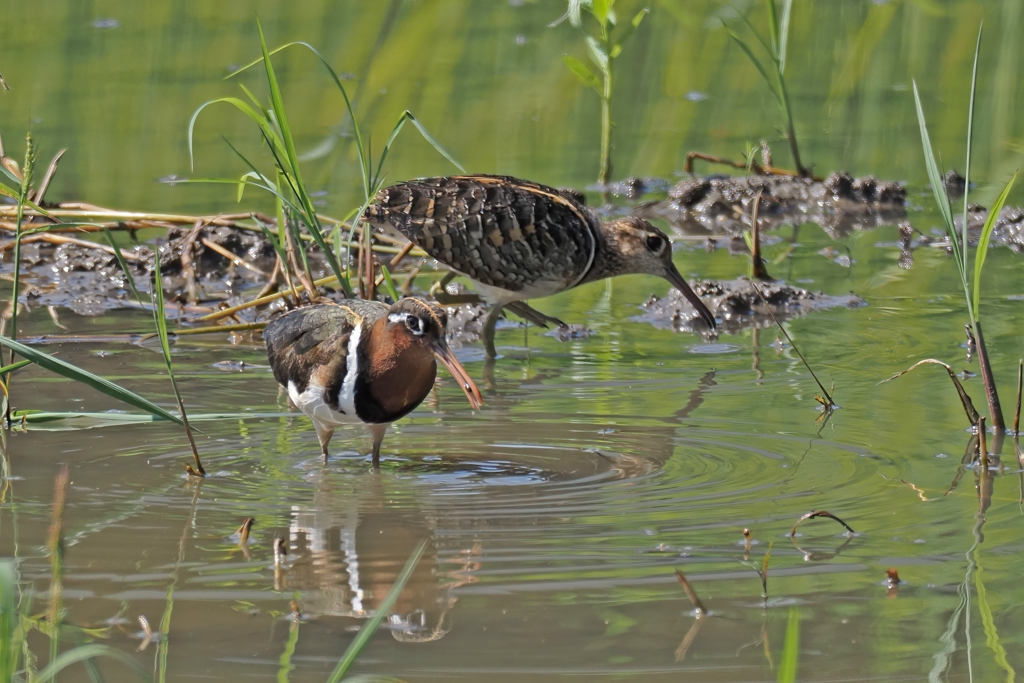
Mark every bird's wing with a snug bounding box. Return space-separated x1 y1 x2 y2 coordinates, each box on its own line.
264 301 387 397
365 175 598 295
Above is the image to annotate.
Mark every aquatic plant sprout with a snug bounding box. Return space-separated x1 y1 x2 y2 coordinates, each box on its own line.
725 0 806 177
911 23 1017 430
555 0 648 185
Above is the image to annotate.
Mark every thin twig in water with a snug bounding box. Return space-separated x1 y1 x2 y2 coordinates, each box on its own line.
880 359 980 426
674 569 707 617
790 510 855 537
750 283 834 407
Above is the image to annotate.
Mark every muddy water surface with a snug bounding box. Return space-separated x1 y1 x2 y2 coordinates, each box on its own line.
3 1 1024 681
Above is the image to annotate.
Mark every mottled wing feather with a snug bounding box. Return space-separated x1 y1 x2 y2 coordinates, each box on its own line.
365 175 598 295
264 302 387 409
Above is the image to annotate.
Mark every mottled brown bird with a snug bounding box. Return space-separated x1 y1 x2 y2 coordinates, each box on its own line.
265 297 482 466
365 175 716 357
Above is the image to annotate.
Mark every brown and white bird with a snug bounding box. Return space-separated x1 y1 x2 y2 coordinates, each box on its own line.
264 297 482 466
365 175 716 357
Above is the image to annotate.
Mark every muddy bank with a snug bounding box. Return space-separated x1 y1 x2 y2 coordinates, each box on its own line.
637 279 866 335
641 172 908 238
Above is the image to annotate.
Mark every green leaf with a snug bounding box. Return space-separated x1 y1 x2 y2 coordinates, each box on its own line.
632 8 648 28
777 0 792 74
0 336 183 426
592 0 611 26
963 24 982 285
100 227 144 306
325 541 427 683
371 110 465 190
973 171 1017 316
0 359 32 376
585 35 609 71
729 6 774 61
562 55 602 92
380 264 400 302
777 606 800 683
912 80 970 319
766 0 780 61
728 31 782 104
35 644 150 682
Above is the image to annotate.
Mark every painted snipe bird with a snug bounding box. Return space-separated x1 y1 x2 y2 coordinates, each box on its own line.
264 297 483 466
365 175 717 357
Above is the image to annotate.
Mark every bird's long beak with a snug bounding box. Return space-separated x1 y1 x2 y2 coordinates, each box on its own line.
432 339 483 409
665 264 717 329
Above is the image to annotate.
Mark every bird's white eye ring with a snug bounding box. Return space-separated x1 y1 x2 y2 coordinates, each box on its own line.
389 313 424 335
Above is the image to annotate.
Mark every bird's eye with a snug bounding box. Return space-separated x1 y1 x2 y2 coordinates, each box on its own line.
405 315 425 336
645 235 665 254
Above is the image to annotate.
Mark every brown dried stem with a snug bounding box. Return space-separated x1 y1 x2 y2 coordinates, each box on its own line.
790 510 855 537
881 359 980 426
674 569 707 617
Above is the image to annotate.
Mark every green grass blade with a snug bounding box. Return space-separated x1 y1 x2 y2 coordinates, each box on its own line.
380 264 400 301
912 80 970 320
325 540 427 683
973 172 1017 316
777 0 792 73
188 97 279 171
777 606 800 683
728 4 776 60
374 111 465 186
35 644 151 682
963 24 982 283
246 29 349 293
0 561 20 683
100 227 144 306
229 40 371 196
0 336 183 425
152 254 204 469
0 359 32 376
728 31 782 104
766 0 780 62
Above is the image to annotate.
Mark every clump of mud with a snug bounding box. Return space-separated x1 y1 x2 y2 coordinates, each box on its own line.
3 226 291 316
638 279 866 335
443 303 592 347
645 172 907 238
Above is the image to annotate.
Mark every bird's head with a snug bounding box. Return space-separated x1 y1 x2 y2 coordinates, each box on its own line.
385 297 483 409
600 217 717 329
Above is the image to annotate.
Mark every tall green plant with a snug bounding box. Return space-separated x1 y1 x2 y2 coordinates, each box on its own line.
726 0 807 177
3 133 36 423
189 22 462 300
911 23 1017 431
556 0 648 186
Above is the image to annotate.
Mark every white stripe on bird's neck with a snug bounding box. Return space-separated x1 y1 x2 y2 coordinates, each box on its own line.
337 320 363 417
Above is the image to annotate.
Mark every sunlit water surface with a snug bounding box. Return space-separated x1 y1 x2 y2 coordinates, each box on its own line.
2 1 1024 681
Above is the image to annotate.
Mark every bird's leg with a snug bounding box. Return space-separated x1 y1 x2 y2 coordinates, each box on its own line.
369 423 389 469
506 302 566 329
483 304 505 359
313 422 335 463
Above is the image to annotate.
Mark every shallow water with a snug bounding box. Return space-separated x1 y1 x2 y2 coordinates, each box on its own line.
3 1 1024 681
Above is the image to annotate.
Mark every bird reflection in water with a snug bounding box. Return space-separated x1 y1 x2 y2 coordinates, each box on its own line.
272 474 480 642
